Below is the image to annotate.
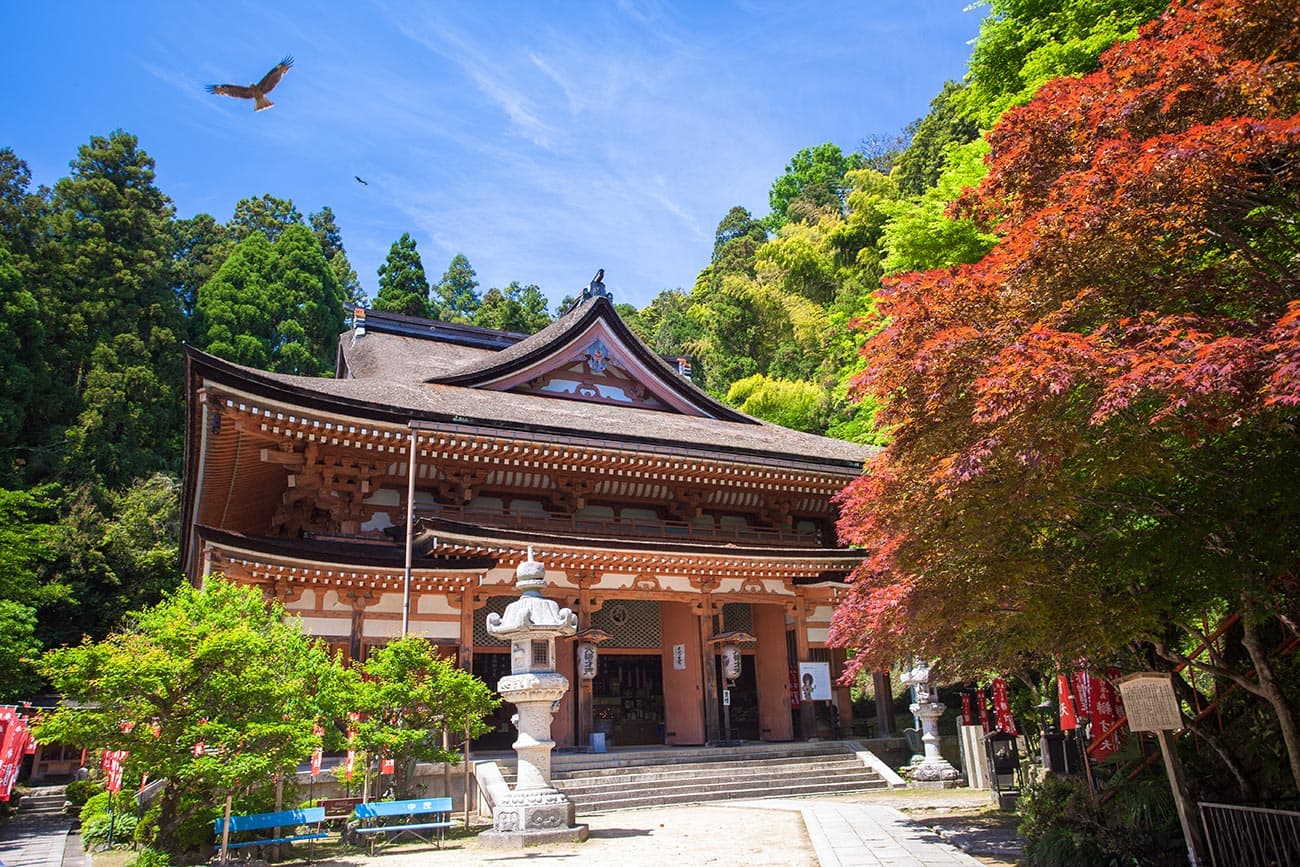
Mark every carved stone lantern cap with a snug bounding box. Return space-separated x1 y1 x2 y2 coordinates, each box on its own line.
515 545 547 592
901 659 932 688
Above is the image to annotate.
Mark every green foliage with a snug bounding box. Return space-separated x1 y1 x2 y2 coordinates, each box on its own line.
311 207 365 307
36 577 357 855
130 847 175 867
65 778 104 808
229 194 302 244
354 636 499 798
433 253 481 323
767 143 862 228
879 139 998 274
374 233 431 318
80 791 140 849
195 226 344 376
726 375 824 433
473 281 551 334
961 0 1169 127
44 131 184 488
0 600 42 700
894 81 981 197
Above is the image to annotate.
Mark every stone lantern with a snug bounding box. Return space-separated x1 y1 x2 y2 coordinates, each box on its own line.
478 548 589 848
901 660 962 788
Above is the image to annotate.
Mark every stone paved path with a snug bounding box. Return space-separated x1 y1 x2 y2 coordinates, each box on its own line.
799 801 983 866
0 813 72 867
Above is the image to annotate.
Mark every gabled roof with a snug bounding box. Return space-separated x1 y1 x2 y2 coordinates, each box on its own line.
429 295 753 422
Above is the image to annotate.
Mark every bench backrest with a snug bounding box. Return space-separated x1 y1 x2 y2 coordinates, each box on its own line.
216 806 325 835
354 798 453 820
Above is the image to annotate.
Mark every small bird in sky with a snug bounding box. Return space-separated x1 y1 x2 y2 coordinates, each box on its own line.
206 56 294 111
355 176 368 186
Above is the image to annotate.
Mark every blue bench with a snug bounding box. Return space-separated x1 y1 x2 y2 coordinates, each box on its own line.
352 797 457 852
214 806 330 855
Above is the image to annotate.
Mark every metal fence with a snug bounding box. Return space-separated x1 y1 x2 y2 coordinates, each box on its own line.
1200 802 1300 867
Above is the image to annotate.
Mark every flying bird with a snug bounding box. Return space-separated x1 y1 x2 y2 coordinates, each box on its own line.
355 176 368 186
206 56 294 111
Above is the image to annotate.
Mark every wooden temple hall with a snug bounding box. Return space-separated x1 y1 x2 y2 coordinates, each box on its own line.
181 275 878 749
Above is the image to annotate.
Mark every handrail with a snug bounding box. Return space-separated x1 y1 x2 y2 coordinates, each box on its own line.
415 503 828 549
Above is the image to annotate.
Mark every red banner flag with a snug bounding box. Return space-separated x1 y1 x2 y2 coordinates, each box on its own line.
979 686 991 733
311 724 324 777
992 678 1017 734
1090 671 1123 758
104 749 128 794
961 692 974 726
1072 669 1092 715
380 757 395 775
1057 674 1078 730
0 712 27 801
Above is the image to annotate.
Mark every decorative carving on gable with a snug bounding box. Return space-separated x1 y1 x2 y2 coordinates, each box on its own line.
631 573 661 592
584 338 611 373
740 577 767 594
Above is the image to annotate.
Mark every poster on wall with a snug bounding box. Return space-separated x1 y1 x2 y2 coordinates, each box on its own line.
798 662 832 701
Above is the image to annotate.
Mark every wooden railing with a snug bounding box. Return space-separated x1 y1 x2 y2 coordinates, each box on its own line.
420 503 831 549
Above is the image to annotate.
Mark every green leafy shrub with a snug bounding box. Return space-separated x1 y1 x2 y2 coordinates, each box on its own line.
65 778 104 808
129 847 174 867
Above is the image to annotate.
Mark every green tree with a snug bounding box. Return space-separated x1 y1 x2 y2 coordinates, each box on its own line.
432 253 481 323
0 600 41 701
310 206 365 307
195 231 278 370
473 281 551 334
726 374 824 433
893 81 981 197
353 636 498 798
374 233 431 318
196 227 344 376
43 131 184 487
228 194 302 244
767 143 862 229
0 244 43 468
960 0 1169 127
35 578 356 856
172 214 231 326
269 224 346 375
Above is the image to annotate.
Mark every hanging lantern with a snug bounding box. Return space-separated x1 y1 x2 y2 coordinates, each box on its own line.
575 627 610 681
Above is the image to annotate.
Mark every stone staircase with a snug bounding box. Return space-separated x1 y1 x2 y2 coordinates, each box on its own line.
488 741 892 814
17 783 68 816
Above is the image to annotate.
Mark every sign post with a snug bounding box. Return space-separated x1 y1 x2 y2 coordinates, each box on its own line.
1117 673 1205 867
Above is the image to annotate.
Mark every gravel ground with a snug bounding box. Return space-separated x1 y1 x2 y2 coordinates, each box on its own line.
276 789 1020 867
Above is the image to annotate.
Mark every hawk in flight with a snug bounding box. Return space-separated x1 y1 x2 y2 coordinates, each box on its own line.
206 56 294 111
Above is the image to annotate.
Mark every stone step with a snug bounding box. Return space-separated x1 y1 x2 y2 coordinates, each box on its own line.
553 754 866 783
557 770 885 801
566 777 889 813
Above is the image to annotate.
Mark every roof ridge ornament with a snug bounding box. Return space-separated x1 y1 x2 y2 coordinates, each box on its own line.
581 268 609 302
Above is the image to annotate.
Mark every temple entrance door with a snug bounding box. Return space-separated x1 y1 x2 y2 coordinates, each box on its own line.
592 653 664 746
470 651 515 750
717 654 760 741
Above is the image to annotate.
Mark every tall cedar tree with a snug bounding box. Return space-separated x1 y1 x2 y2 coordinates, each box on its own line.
374 232 431 318
433 253 481 323
831 0 1300 790
43 131 184 487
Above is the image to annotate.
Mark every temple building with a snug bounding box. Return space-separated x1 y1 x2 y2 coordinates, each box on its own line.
181 277 876 749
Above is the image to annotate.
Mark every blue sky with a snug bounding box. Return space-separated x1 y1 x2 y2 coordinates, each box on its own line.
2 1 983 310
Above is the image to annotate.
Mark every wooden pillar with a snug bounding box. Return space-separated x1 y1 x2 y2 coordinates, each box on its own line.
457 588 475 671
832 648 852 738
572 574 595 749
794 594 815 740
661 602 705 744
698 596 721 744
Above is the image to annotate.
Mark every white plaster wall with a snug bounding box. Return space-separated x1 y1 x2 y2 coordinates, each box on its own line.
367 592 403 614
416 595 459 616
361 511 394 532
363 619 458 640
810 605 836 623
807 627 830 645
298 616 351 637
282 590 319 610
364 488 401 507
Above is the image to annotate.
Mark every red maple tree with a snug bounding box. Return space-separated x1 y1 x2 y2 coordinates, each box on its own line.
832 0 1300 787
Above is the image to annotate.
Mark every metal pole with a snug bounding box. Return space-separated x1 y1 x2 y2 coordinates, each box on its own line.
402 427 417 636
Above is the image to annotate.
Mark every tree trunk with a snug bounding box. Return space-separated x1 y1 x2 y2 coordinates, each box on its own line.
154 782 184 855
1240 616 1300 794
